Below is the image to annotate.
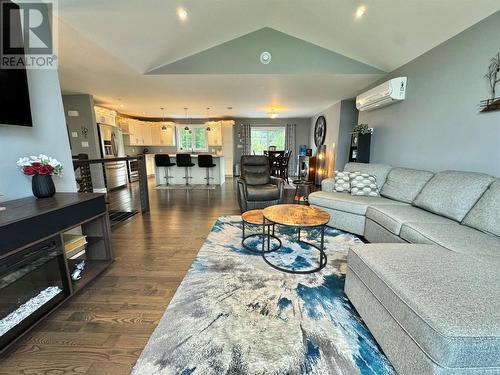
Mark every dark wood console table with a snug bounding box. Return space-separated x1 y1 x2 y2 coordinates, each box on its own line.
0 193 113 354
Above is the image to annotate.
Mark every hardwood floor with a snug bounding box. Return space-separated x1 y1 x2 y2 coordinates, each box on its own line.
0 178 242 375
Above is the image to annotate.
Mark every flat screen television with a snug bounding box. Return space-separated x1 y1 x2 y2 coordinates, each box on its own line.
0 0 33 127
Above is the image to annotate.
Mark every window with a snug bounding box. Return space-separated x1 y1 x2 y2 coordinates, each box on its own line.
177 125 208 152
251 126 286 154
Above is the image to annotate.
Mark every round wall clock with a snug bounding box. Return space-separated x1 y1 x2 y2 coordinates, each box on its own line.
314 115 326 147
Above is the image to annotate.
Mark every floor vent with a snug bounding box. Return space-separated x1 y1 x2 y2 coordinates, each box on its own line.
108 210 138 228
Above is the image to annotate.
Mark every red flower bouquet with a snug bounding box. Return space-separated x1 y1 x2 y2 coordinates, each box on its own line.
17 155 63 176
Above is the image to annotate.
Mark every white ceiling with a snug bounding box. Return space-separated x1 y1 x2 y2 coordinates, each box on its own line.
57 0 500 118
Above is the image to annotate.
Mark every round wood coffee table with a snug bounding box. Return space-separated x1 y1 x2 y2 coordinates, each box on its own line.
241 209 281 253
262 204 330 274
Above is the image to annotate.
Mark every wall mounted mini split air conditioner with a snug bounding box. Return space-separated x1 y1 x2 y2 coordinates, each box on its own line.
356 77 407 111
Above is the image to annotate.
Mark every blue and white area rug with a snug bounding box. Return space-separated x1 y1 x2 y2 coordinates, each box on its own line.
132 216 395 375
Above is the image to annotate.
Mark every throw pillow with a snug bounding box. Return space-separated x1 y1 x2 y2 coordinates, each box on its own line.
350 173 379 197
334 171 351 193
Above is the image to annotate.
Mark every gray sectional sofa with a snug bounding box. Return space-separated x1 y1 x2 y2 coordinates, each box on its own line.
308 163 500 375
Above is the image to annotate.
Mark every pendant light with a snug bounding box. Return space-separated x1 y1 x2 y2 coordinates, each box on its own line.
206 107 211 131
160 107 167 131
184 108 191 133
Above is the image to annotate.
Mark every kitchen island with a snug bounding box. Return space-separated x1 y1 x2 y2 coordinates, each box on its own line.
155 155 225 185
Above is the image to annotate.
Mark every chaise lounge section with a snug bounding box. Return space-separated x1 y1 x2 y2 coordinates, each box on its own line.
309 163 500 374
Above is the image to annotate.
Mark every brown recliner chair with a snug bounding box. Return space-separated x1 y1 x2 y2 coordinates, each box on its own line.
237 155 284 213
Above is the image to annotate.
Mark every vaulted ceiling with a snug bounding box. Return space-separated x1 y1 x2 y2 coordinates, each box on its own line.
57 0 500 118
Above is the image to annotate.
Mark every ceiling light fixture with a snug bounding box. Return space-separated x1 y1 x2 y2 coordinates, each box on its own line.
269 109 278 119
177 7 188 21
355 5 366 19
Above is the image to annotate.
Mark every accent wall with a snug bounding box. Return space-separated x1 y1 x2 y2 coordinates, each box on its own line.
357 11 500 177
310 100 359 174
0 69 77 201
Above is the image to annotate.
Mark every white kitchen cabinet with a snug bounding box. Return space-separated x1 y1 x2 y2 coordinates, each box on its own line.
150 123 161 145
95 106 117 126
159 123 176 146
122 120 150 146
141 123 152 146
119 117 176 147
207 124 222 146
119 118 142 146
129 121 141 146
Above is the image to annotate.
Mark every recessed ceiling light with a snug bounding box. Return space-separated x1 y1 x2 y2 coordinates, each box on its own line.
355 5 366 19
119 104 125 108
177 7 188 21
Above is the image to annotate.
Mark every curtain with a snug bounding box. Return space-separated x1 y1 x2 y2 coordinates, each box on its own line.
285 123 297 177
242 123 251 155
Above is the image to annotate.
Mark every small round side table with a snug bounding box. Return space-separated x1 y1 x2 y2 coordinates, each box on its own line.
241 209 281 253
292 179 313 205
262 204 330 274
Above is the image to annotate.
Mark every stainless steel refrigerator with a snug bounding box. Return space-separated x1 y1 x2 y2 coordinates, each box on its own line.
98 123 127 190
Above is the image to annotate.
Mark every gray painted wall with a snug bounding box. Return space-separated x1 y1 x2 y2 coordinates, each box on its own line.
233 118 311 169
150 27 384 75
310 100 358 174
338 100 359 170
311 102 341 156
62 94 106 190
0 69 76 201
358 11 500 177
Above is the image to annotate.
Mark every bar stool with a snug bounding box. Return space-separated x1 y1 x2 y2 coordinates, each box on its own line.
176 153 195 185
198 155 217 185
155 154 176 185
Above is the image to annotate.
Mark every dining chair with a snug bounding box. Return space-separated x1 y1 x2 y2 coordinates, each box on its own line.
268 151 284 177
281 150 292 183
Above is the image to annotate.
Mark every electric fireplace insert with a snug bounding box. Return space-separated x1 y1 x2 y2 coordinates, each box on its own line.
0 235 71 350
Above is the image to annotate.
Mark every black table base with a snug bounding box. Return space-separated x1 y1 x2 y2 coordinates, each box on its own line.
261 222 327 274
242 220 281 253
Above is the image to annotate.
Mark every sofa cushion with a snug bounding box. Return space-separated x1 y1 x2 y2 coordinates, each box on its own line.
320 178 336 193
350 173 379 197
246 184 279 201
365 205 454 235
344 163 392 189
400 222 500 264
308 191 407 216
462 180 500 238
333 171 351 193
347 244 500 368
380 167 434 203
413 171 496 222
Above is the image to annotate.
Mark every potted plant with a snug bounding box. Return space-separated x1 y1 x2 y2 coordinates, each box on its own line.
353 123 371 135
17 154 63 198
